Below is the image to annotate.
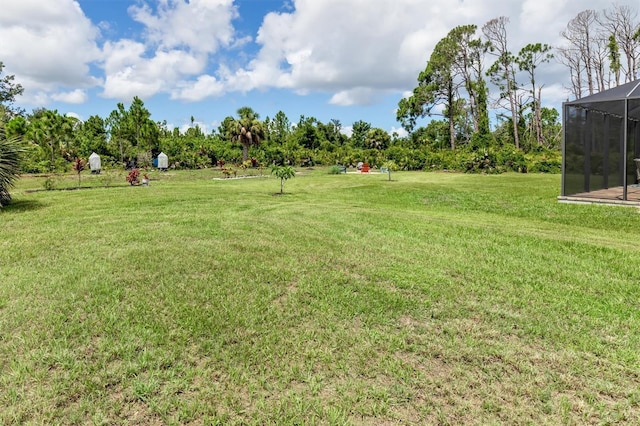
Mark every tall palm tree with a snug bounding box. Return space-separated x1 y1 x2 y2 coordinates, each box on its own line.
0 120 23 207
231 107 265 162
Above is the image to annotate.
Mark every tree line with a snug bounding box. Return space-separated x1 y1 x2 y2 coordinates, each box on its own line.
399 5 640 154
1 95 563 176
1 5 639 201
559 5 640 98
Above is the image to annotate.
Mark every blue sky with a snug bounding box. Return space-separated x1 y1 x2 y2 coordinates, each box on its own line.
0 0 626 135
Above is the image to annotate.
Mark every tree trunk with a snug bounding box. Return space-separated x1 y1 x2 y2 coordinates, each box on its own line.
482 17 520 149
535 87 543 145
242 143 249 162
447 81 456 150
507 71 520 150
49 139 55 171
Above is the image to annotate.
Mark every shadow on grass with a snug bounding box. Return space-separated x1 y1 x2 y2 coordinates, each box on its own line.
24 185 131 194
1 199 45 213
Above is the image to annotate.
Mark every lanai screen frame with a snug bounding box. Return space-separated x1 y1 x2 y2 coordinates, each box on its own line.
562 79 640 201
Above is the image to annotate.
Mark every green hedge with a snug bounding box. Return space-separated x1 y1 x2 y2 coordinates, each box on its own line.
19 143 562 174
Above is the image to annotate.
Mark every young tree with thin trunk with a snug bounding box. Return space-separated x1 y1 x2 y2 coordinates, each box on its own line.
517 43 554 146
270 165 295 194
72 157 85 188
483 16 521 149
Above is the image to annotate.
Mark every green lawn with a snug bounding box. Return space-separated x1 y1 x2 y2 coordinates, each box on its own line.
1 169 639 424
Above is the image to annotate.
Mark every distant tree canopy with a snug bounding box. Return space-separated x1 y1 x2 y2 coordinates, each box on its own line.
227 107 265 162
398 24 488 150
398 17 563 152
0 61 24 120
14 4 640 175
106 97 159 166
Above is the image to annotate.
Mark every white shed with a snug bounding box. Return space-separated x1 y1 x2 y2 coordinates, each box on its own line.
89 152 101 174
157 152 168 170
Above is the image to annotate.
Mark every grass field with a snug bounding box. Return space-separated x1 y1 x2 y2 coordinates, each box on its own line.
1 169 639 424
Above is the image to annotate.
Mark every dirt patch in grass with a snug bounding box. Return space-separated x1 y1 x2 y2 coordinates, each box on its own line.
391 313 640 424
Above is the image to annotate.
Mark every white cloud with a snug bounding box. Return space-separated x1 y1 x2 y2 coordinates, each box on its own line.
329 88 379 106
1 0 242 105
101 40 159 99
129 0 238 54
235 0 498 96
400 91 413 100
179 121 211 134
390 127 408 138
171 75 226 101
65 111 83 121
237 0 618 107
1 0 627 122
239 0 437 94
101 38 207 100
0 0 101 104
99 0 239 101
340 125 353 137
52 89 89 104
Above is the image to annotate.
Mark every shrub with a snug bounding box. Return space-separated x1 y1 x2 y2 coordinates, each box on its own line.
126 169 140 185
425 149 460 171
495 147 527 173
527 157 561 173
221 167 236 178
42 176 57 191
0 126 23 207
461 150 503 174
99 170 115 188
525 148 562 173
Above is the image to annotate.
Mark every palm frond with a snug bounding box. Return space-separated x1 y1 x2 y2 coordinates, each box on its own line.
0 125 24 207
